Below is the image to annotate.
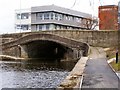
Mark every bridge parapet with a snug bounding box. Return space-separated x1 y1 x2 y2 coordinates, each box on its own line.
1 30 118 47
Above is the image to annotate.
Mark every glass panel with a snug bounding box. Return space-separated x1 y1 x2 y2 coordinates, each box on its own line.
39 25 43 30
66 15 68 20
59 14 62 21
16 25 29 30
46 25 50 30
21 13 29 19
44 13 49 20
37 13 43 20
21 25 29 30
16 25 21 29
72 16 74 21
55 25 57 29
17 14 21 19
50 12 54 20
55 13 58 20
68 16 71 20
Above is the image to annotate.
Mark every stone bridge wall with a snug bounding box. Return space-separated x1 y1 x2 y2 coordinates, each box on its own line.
2 30 118 47
42 30 118 47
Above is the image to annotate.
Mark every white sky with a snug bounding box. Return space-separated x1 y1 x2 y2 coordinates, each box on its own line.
0 0 119 34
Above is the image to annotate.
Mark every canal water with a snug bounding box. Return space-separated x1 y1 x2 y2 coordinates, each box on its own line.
0 59 77 89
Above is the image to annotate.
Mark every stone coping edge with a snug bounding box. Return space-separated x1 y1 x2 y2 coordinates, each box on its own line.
107 60 120 81
57 57 88 90
0 55 25 60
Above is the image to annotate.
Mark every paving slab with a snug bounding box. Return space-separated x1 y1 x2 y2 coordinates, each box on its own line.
82 47 120 89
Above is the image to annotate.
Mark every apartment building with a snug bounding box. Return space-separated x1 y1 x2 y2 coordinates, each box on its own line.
15 9 31 32
15 5 93 32
99 5 118 30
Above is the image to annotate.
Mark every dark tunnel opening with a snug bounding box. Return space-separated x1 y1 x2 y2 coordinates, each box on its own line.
25 40 72 61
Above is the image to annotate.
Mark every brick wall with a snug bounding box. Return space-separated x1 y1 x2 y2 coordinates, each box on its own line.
99 5 118 30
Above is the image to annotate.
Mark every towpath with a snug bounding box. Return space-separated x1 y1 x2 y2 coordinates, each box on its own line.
82 47 120 89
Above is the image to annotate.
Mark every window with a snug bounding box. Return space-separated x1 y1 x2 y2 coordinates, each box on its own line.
37 13 43 20
59 14 62 20
68 16 71 20
21 13 29 19
65 15 68 20
55 13 58 20
62 15 65 20
17 14 21 19
57 25 60 30
76 17 79 22
65 26 67 29
39 25 43 30
59 25 62 29
65 15 71 20
77 18 82 23
21 25 29 30
67 26 70 29
44 13 49 20
16 25 21 29
46 25 50 30
16 25 29 30
50 12 54 20
55 25 57 29
72 16 75 21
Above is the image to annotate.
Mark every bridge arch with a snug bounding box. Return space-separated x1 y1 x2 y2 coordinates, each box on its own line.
2 33 89 60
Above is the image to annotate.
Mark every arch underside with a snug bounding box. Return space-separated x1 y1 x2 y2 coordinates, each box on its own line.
23 40 73 60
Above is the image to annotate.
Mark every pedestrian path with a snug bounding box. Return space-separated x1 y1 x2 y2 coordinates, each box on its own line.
81 47 120 89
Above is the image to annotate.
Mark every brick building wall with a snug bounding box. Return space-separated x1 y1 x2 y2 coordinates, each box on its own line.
99 5 118 30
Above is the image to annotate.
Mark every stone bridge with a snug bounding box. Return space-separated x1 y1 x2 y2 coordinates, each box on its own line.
1 30 119 60
0 30 119 89
1 33 89 61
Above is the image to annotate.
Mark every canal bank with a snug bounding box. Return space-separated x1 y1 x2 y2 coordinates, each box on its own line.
57 57 88 89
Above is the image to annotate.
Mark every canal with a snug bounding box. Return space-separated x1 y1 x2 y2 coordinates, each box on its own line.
0 59 77 89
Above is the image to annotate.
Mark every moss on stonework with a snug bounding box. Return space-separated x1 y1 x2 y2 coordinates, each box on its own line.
110 61 120 71
105 47 117 60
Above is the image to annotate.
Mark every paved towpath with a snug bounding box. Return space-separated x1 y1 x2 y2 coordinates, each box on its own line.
117 72 120 80
82 47 120 89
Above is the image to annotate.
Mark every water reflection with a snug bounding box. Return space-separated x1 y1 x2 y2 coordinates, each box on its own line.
0 59 77 88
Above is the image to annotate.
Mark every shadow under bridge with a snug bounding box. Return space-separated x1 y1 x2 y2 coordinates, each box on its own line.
21 40 75 61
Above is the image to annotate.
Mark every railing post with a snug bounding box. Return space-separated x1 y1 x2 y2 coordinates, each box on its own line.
116 50 118 64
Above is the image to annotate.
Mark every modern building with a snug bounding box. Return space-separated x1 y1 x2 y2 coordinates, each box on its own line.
15 9 31 32
15 5 94 32
99 5 118 30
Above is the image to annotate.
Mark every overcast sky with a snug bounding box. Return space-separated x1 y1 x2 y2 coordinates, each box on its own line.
0 0 119 34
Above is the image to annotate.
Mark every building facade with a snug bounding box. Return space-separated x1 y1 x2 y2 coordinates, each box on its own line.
15 5 93 32
99 5 118 30
15 9 31 32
